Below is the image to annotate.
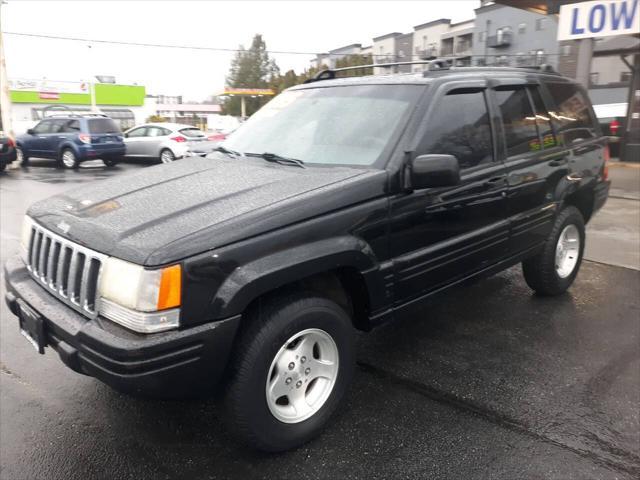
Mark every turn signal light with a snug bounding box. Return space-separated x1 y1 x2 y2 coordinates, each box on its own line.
157 264 182 310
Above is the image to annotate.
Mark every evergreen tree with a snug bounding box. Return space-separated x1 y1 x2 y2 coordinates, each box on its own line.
222 34 279 116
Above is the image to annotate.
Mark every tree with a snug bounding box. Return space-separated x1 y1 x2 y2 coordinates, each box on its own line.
222 34 279 116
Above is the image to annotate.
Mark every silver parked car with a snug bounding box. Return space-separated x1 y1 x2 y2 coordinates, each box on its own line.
123 123 219 163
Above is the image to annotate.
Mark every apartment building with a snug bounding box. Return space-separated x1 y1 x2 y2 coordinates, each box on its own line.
440 19 475 66
372 32 403 74
472 2 560 67
412 19 452 72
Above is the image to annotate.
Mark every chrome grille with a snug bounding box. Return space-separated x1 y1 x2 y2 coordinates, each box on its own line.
26 223 106 318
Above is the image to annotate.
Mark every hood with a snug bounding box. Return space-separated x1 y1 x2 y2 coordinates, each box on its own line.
28 156 387 265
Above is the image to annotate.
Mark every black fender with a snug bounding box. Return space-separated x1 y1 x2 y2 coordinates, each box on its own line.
211 235 386 320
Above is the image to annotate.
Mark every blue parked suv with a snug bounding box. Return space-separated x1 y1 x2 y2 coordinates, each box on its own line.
16 114 125 169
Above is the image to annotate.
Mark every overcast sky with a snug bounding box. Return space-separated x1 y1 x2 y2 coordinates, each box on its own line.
2 0 479 101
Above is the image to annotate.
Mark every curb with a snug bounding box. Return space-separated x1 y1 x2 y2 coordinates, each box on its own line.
609 162 640 169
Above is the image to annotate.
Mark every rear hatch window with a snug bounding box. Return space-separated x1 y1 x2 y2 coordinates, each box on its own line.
88 118 122 134
179 128 206 138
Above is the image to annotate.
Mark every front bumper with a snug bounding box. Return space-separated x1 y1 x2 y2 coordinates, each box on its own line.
4 255 240 397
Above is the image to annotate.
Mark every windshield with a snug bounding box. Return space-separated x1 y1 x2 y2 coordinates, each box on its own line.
223 85 422 167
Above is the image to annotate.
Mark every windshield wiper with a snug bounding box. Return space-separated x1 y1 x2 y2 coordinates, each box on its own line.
246 152 306 168
214 145 245 159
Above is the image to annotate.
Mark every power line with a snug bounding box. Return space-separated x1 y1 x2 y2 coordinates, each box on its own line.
3 31 322 56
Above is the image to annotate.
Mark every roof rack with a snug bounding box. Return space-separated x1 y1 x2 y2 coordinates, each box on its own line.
304 59 450 83
43 112 109 119
515 63 557 73
304 59 560 84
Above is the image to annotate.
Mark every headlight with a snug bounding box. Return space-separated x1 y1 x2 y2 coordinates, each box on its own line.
98 257 182 333
20 216 34 263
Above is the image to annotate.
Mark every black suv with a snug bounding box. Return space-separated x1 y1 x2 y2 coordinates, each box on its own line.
5 64 610 452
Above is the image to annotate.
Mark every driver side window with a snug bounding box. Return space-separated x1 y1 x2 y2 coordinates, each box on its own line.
417 89 494 170
33 121 53 134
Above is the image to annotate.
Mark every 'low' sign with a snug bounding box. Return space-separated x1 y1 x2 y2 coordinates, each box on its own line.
558 0 639 40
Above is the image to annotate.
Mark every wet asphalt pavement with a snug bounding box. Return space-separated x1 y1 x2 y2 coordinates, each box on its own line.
1 160 639 479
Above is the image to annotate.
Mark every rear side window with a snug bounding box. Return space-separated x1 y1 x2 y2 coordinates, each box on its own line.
545 82 597 143
419 90 494 170
62 120 81 133
88 118 121 134
179 128 205 138
495 87 540 156
528 86 557 149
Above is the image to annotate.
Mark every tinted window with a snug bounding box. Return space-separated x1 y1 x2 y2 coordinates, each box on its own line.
88 118 121 134
528 86 557 149
546 82 597 143
126 127 147 138
33 120 53 134
179 128 205 138
495 87 540 156
62 119 81 133
419 90 493 169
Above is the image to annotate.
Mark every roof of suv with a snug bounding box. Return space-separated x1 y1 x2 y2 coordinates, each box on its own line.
291 67 571 90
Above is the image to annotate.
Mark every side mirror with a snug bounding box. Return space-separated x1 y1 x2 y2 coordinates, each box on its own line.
410 154 460 189
26 128 35 135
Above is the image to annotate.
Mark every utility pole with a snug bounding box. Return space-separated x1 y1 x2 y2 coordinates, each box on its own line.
0 0 17 169
88 44 97 111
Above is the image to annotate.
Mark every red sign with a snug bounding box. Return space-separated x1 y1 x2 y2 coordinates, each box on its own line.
39 92 60 100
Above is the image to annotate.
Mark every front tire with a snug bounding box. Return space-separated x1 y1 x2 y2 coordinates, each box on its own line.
60 148 79 169
224 293 356 452
522 206 585 296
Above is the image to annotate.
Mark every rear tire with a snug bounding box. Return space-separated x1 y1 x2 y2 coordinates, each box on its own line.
522 206 585 296
60 148 79 169
224 292 356 452
16 146 28 166
159 149 175 163
103 157 119 167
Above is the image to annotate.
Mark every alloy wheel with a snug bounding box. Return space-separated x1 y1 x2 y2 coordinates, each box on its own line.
265 328 339 424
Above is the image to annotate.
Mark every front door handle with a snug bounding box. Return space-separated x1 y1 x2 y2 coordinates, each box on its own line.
567 173 583 181
483 175 507 187
548 158 568 167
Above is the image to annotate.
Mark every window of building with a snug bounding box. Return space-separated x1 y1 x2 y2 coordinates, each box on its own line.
479 31 486 42
546 82 598 143
620 71 632 82
495 87 541 156
518 22 527 34
561 45 572 56
536 18 547 30
422 35 427 49
398 50 405 58
418 89 494 170
590 72 600 85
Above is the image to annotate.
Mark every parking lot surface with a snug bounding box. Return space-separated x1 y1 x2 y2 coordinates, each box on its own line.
1 161 639 479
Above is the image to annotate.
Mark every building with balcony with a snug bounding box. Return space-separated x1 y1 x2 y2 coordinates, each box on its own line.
395 33 414 73
472 2 560 68
440 19 475 66
412 18 452 72
373 32 403 74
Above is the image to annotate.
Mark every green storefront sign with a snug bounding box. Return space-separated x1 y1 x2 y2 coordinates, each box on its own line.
10 84 145 106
